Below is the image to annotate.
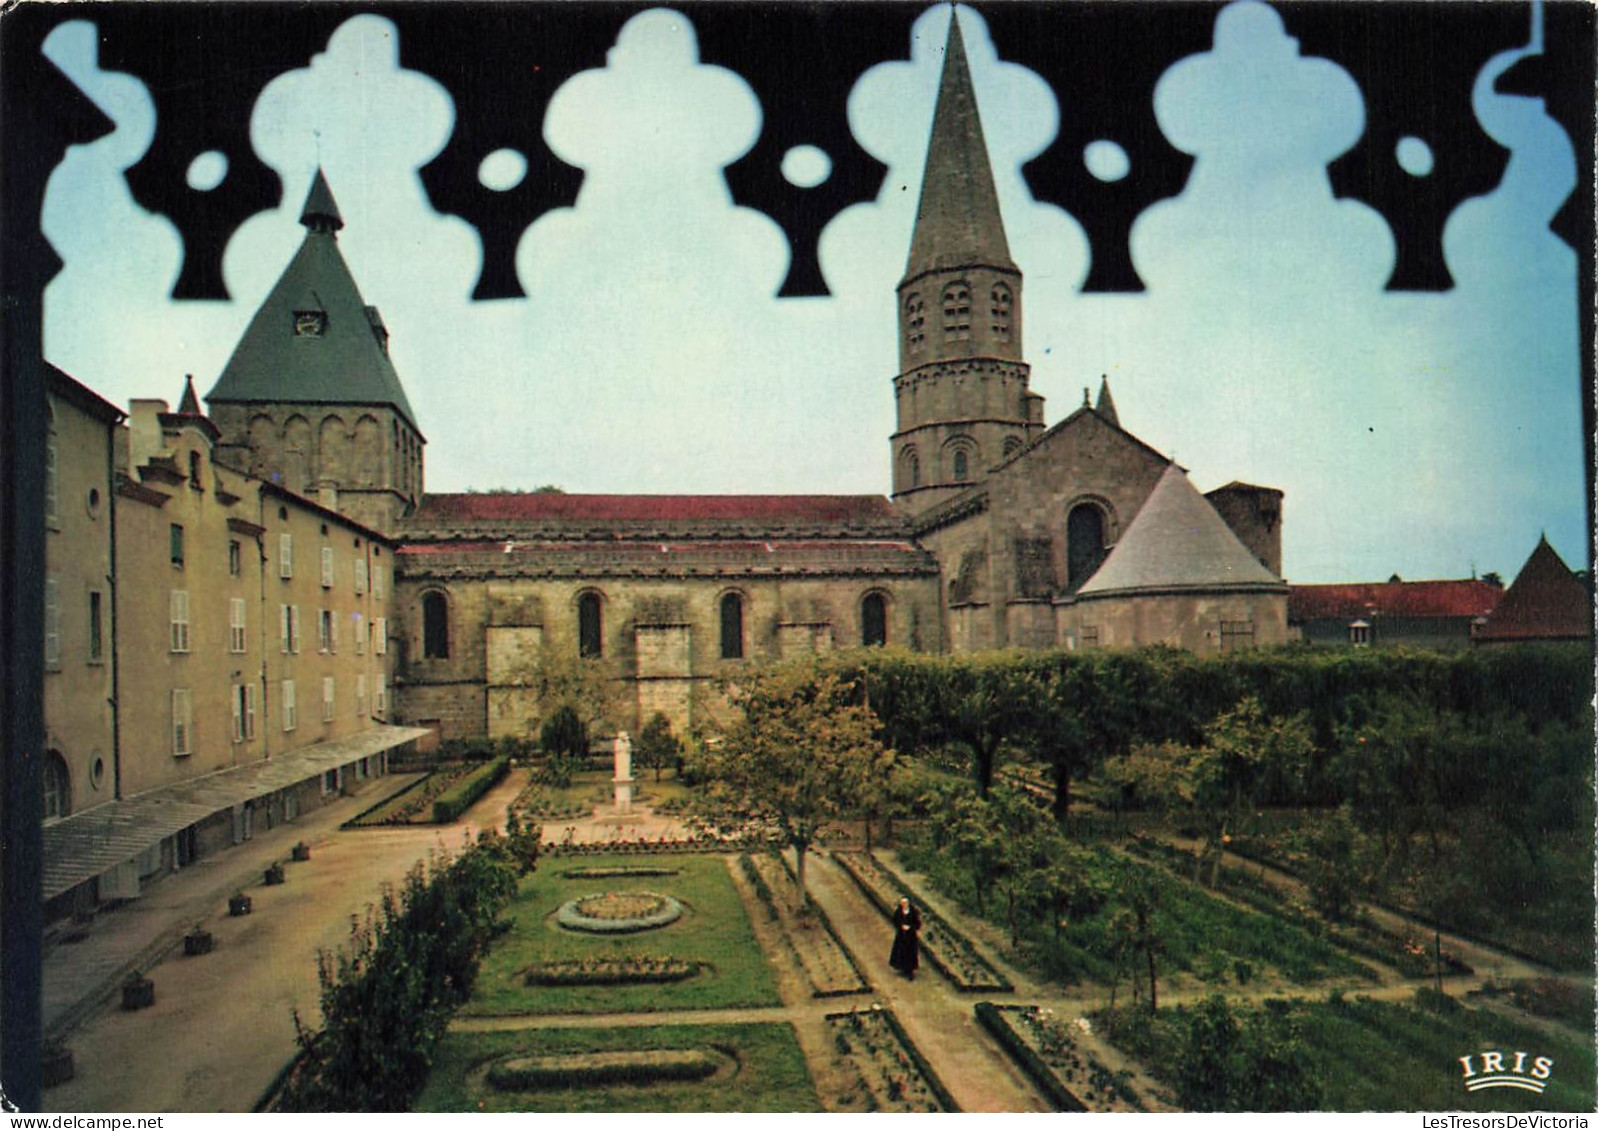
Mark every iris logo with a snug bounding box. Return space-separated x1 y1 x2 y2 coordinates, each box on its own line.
1459 1050 1554 1094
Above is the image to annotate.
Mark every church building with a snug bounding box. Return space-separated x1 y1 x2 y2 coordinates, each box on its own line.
204 14 1289 744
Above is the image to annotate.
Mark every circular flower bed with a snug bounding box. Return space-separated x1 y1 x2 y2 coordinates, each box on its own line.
560 866 681 880
556 891 684 933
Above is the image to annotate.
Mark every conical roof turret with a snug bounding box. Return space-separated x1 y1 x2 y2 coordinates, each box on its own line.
1095 376 1120 429
1078 464 1284 595
901 10 1016 284
177 374 202 415
300 168 344 233
207 170 418 430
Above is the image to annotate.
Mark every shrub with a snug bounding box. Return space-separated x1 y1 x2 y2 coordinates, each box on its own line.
485 1048 720 1091
432 755 511 823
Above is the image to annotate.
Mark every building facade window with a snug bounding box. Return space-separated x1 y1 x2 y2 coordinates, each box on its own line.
861 592 887 647
1066 503 1108 593
172 688 193 755
375 675 387 716
189 450 203 489
279 532 293 579
1220 621 1255 652
942 282 971 340
1078 625 1101 649
373 564 385 600
170 589 191 653
229 597 247 653
170 523 185 567
322 676 336 721
43 575 60 668
231 683 257 742
43 752 70 821
88 590 104 662
990 283 1013 340
354 558 368 594
321 546 335 588
318 608 334 653
229 539 242 576
422 591 450 659
282 679 297 731
356 673 368 717
905 292 926 352
354 612 365 654
578 592 603 659
373 616 387 655
952 448 969 483
720 592 744 660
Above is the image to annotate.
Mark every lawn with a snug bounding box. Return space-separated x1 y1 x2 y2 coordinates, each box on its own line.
417 1022 821 1112
1099 991 1597 1112
898 837 1374 990
465 851 780 1015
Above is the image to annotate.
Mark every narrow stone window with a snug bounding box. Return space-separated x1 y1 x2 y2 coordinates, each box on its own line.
1067 503 1107 592
990 283 1013 340
861 593 887 647
720 592 744 660
942 282 971 341
578 592 603 659
952 448 969 483
905 293 926 352
423 590 451 659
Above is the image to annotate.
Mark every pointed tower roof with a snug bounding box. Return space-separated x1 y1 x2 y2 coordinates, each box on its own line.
207 172 418 431
300 168 344 233
901 10 1016 284
1078 464 1283 596
1475 536 1591 641
177 374 202 415
1094 376 1120 428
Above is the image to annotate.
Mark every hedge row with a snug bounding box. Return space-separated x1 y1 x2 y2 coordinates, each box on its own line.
486 1049 720 1091
432 755 511 823
973 1002 1087 1113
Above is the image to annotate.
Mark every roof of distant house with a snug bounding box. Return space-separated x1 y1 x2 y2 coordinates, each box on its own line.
1476 536 1591 641
412 493 902 526
1289 579 1503 621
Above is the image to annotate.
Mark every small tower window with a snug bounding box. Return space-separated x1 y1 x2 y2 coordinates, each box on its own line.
422 591 450 659
952 448 969 483
990 283 1013 340
720 592 744 660
942 282 971 341
293 310 327 337
578 592 603 659
188 450 203 490
1003 436 1023 459
861 593 887 647
905 293 926 352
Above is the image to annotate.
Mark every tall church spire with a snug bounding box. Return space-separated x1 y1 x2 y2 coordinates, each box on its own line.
901 10 1016 285
300 168 344 234
889 8 1041 515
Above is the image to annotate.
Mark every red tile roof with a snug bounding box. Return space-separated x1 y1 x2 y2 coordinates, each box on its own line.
1476 538 1592 641
415 493 900 525
1289 579 1502 621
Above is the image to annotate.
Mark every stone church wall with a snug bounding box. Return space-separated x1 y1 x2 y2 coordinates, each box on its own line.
1061 590 1289 654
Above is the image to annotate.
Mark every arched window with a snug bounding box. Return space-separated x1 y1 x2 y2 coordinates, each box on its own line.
43 751 70 821
1003 436 1023 459
422 591 450 659
941 282 971 341
578 592 603 659
899 446 920 490
720 592 744 659
904 293 926 352
861 593 887 647
990 283 1013 340
952 448 969 483
1067 503 1108 592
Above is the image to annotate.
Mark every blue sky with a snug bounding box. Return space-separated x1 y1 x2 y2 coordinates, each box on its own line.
39 2 1586 584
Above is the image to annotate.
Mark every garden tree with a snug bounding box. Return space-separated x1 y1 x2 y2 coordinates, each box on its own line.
691 661 892 902
1300 806 1365 922
635 711 681 783
539 704 588 785
513 649 619 742
943 655 1037 795
924 782 1006 917
1185 696 1313 888
1105 861 1163 1013
983 785 1055 948
1175 997 1323 1112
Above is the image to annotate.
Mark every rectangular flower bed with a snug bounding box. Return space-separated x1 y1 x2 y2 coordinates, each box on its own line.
825 1004 959 1113
833 851 1012 994
975 1002 1145 1112
741 852 869 998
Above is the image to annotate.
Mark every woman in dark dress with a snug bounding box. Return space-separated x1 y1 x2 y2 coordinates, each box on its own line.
889 897 922 979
